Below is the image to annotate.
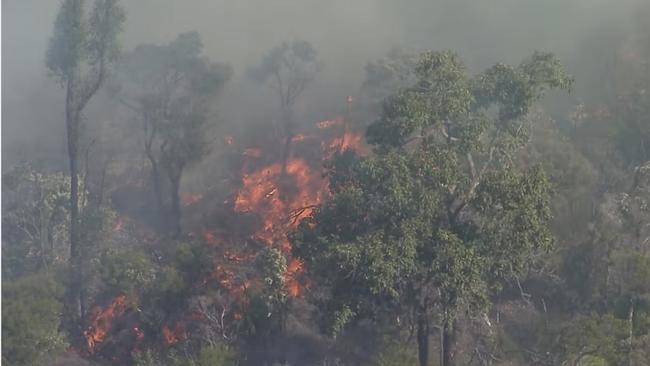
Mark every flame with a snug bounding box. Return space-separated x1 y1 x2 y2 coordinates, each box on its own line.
84 295 130 354
326 131 365 154
226 135 234 145
202 228 222 246
162 322 187 346
234 158 326 252
285 258 306 297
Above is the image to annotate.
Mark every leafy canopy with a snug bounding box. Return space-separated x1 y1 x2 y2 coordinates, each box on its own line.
292 50 572 335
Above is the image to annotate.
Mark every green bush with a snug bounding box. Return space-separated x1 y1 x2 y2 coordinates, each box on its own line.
2 273 67 366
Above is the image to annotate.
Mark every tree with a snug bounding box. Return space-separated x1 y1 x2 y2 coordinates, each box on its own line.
292 51 571 366
46 0 125 329
115 32 231 235
248 40 321 175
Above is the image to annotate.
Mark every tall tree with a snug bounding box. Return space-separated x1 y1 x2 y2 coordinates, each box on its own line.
292 51 571 366
46 0 125 330
248 40 321 175
115 32 231 236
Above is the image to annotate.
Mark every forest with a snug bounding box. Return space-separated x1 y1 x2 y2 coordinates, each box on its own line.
2 1 650 365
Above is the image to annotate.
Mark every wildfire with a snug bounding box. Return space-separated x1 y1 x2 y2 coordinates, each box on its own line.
326 131 365 155
162 322 187 346
234 158 326 252
285 258 306 297
84 295 130 354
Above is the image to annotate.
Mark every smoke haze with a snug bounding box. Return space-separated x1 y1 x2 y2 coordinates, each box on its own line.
2 0 647 168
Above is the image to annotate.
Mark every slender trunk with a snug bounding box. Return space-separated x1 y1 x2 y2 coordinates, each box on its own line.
628 297 634 366
150 158 164 218
66 82 84 334
280 132 293 176
442 321 457 366
169 168 183 237
280 108 294 176
417 311 429 366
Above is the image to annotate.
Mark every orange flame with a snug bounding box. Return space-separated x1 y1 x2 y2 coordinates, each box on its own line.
84 295 130 354
162 322 187 346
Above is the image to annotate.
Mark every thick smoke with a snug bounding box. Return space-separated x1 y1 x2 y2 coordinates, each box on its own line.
2 0 647 169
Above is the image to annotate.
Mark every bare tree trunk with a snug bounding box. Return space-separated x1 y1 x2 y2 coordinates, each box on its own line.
65 81 84 335
169 167 183 238
442 321 457 366
280 108 294 177
628 297 635 366
417 311 429 366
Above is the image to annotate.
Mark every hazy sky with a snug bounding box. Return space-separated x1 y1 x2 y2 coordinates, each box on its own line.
2 0 645 169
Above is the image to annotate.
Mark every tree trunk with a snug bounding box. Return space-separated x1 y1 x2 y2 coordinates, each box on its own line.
417 311 429 366
65 82 84 335
442 321 457 366
280 109 294 177
628 297 634 366
149 156 164 222
169 168 183 237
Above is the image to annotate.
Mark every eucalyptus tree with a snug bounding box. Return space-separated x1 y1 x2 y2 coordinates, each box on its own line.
46 0 125 328
115 32 231 235
248 40 321 175
292 50 571 366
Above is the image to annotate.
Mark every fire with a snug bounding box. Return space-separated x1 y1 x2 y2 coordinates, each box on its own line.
326 131 365 155
202 228 222 246
234 158 326 252
162 322 187 346
285 258 306 297
84 295 130 354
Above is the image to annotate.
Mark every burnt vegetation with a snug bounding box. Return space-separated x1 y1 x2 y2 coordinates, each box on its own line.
3 1 650 366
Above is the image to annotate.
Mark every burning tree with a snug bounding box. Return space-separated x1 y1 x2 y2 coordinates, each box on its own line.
292 51 572 366
248 40 321 176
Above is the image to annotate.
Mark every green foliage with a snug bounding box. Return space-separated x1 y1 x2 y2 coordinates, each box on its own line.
189 344 237 366
561 313 629 365
293 51 570 365
2 273 67 366
46 0 125 84
2 165 70 277
133 345 237 366
256 247 289 311
374 342 419 366
99 248 156 294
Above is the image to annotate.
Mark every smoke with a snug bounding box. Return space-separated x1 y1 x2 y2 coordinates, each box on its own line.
2 0 647 169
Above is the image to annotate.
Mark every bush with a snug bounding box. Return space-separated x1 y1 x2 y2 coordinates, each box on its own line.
2 273 67 366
